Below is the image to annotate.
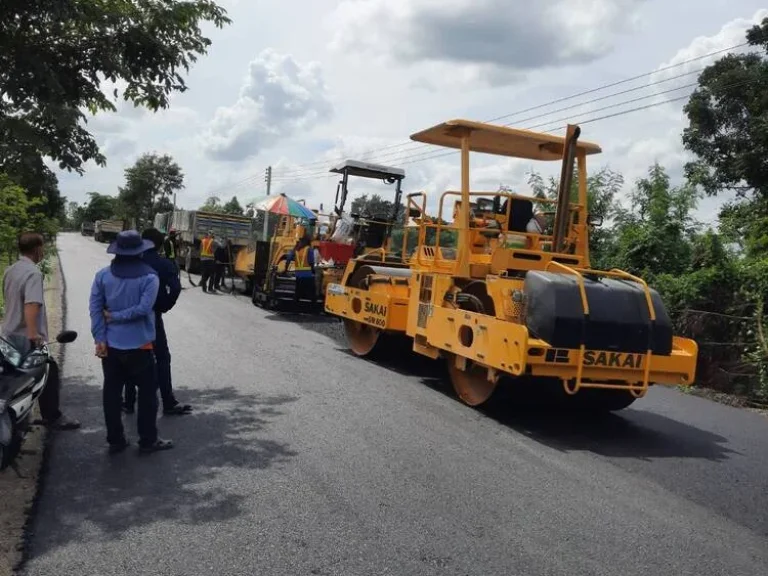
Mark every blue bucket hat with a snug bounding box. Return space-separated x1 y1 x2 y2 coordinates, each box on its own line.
107 230 156 256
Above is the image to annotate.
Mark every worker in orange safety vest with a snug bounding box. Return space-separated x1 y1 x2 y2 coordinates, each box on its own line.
198 230 217 293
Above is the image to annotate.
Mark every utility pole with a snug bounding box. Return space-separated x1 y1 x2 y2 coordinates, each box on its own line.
262 165 272 239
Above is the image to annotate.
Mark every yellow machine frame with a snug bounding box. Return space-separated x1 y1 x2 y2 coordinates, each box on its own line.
325 119 698 409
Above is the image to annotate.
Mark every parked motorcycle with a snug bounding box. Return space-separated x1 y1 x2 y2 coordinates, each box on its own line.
0 330 77 470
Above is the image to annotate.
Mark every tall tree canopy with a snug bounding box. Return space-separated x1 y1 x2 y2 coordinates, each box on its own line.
682 16 768 256
683 17 768 200
118 152 184 226
0 0 231 175
223 196 244 215
82 192 118 223
200 196 224 212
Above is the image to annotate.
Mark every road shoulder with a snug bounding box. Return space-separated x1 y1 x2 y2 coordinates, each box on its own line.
0 252 64 576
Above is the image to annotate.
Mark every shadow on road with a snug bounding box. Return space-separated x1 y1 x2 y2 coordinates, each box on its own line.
320 338 736 463
424 375 736 462
28 377 298 557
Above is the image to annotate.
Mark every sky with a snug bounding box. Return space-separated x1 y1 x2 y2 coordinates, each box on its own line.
54 0 768 225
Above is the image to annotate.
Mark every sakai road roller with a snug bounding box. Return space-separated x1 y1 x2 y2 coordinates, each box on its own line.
328 159 406 260
324 119 699 411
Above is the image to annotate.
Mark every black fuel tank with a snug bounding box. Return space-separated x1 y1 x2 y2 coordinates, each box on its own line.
523 270 673 355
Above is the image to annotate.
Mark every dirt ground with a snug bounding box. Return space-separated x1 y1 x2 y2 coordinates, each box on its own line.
0 254 63 576
685 386 768 418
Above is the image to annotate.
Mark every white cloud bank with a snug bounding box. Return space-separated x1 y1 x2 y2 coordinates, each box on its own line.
201 49 333 162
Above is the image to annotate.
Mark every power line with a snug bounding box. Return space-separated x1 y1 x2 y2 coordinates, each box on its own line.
271 88 690 181
486 41 746 123
272 73 758 182
311 67 703 170
272 41 749 179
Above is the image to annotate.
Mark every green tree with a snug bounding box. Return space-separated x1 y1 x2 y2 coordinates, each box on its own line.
610 163 699 278
118 153 184 227
351 194 405 223
66 201 85 230
223 196 244 215
0 173 43 258
525 166 622 268
682 17 768 256
0 0 231 176
81 192 118 222
200 196 225 213
683 17 768 200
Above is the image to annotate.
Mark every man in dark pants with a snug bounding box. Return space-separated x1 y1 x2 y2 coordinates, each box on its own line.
89 230 173 454
1 232 80 431
125 228 191 415
198 230 217 293
213 238 231 291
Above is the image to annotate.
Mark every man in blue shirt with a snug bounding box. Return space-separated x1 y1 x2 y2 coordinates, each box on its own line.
89 230 174 454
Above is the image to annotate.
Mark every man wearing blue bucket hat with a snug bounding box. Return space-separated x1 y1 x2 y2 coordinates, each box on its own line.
89 230 174 454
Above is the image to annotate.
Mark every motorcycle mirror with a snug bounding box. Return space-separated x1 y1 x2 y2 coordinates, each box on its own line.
55 330 78 344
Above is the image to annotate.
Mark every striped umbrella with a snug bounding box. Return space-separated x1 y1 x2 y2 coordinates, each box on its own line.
250 193 317 220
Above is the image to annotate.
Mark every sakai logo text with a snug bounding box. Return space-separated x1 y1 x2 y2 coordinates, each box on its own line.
364 302 387 317
545 349 643 369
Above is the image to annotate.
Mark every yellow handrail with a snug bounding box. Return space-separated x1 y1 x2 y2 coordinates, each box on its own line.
563 266 657 397
545 260 588 394
608 268 655 397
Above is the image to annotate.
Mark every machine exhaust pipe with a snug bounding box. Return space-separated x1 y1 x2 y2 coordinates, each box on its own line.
552 125 581 254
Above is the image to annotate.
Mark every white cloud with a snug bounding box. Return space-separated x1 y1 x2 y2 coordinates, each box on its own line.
200 49 333 162
52 0 767 233
329 0 646 85
650 7 768 99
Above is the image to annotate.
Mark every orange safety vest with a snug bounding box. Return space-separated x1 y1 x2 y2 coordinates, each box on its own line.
200 237 214 258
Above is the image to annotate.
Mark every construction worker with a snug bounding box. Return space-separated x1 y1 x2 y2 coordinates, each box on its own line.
163 228 180 280
198 229 217 293
284 234 315 302
214 238 231 291
163 229 178 261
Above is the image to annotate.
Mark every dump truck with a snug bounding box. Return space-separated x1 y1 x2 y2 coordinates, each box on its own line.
154 209 254 274
324 119 699 412
80 221 95 236
94 219 125 243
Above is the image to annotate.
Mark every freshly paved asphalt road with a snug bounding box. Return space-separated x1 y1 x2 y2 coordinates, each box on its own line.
21 234 768 575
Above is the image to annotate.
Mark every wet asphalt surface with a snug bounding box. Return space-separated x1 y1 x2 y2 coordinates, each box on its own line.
19 234 768 575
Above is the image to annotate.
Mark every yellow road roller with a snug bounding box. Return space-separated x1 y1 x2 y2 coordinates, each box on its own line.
325 119 699 411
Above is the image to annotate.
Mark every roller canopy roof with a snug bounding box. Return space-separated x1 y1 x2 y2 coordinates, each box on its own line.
409 119 602 161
